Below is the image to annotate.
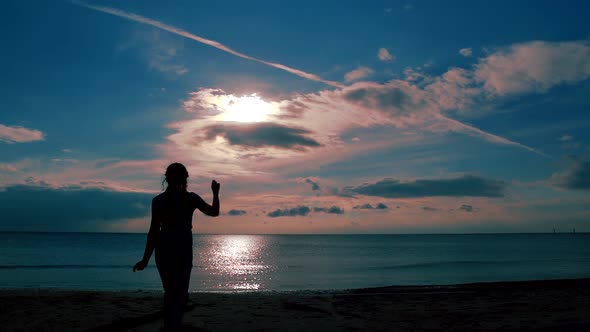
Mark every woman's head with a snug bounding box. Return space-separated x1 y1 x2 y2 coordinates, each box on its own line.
163 162 189 191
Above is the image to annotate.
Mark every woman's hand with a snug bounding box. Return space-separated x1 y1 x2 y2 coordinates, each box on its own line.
211 180 220 195
133 259 148 272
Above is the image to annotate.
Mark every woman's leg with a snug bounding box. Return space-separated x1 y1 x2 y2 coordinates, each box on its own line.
168 261 192 329
156 233 193 331
156 248 178 331
171 234 193 329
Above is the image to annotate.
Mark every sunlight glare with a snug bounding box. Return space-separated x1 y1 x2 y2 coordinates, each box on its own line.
206 235 271 290
216 94 275 123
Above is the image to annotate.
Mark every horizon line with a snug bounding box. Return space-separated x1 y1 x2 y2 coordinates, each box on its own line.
1 230 586 235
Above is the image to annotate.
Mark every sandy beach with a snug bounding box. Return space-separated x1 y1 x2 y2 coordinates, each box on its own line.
1 278 589 331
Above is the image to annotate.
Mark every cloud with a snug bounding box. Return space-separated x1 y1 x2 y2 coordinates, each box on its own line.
556 135 580 149
459 47 473 57
304 178 321 191
51 158 79 164
376 202 388 209
162 75 544 179
338 80 542 155
227 209 247 216
474 41 590 96
378 48 395 62
0 183 152 231
313 206 344 214
424 67 479 110
337 81 541 155
0 124 45 143
0 164 18 172
345 67 374 82
296 177 322 193
550 158 590 190
267 206 311 217
342 80 424 119
343 175 506 198
72 1 343 88
561 142 580 150
428 41 590 120
142 30 188 76
403 67 430 82
161 40 590 177
199 122 322 150
353 203 388 210
459 204 474 212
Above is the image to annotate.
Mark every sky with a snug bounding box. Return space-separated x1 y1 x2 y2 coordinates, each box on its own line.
1 0 590 233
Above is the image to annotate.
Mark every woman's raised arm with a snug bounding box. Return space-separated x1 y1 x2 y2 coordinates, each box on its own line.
194 180 220 217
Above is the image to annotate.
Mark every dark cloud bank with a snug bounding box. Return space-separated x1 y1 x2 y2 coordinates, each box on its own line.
305 178 321 191
267 206 311 218
353 203 388 210
343 85 419 116
343 175 506 198
550 159 590 190
267 205 344 218
201 122 321 150
459 204 474 212
0 184 152 231
313 206 344 214
227 209 247 216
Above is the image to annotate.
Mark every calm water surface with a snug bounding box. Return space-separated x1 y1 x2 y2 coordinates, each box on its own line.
0 233 589 291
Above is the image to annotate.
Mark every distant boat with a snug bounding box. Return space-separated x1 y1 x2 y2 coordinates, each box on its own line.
573 228 576 235
553 228 556 234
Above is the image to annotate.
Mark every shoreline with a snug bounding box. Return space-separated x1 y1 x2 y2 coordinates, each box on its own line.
1 278 589 331
3 276 589 294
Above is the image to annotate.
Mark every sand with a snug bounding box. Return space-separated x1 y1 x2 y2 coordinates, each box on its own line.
1 278 589 331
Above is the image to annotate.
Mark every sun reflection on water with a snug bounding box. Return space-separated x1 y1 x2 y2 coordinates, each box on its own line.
203 235 271 290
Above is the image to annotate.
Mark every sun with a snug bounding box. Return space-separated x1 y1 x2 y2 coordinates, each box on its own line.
216 94 275 123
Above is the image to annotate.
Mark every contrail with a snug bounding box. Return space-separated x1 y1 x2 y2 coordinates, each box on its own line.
70 1 344 88
437 114 548 157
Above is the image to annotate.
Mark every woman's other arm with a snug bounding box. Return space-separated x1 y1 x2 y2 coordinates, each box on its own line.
133 198 160 272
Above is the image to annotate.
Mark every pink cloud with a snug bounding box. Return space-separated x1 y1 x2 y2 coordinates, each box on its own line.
344 67 374 82
403 67 431 82
0 157 165 193
378 48 395 61
459 47 472 57
475 41 590 95
0 124 45 143
557 135 574 142
424 67 479 111
162 65 548 180
0 164 18 172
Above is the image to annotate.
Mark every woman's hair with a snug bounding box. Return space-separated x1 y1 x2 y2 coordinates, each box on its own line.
163 162 189 191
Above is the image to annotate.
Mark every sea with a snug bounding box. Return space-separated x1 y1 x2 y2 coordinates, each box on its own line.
1 232 589 292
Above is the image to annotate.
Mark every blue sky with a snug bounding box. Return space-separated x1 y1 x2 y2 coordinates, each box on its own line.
1 0 589 233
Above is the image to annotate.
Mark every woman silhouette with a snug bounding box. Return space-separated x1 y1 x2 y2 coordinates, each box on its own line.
133 162 220 331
